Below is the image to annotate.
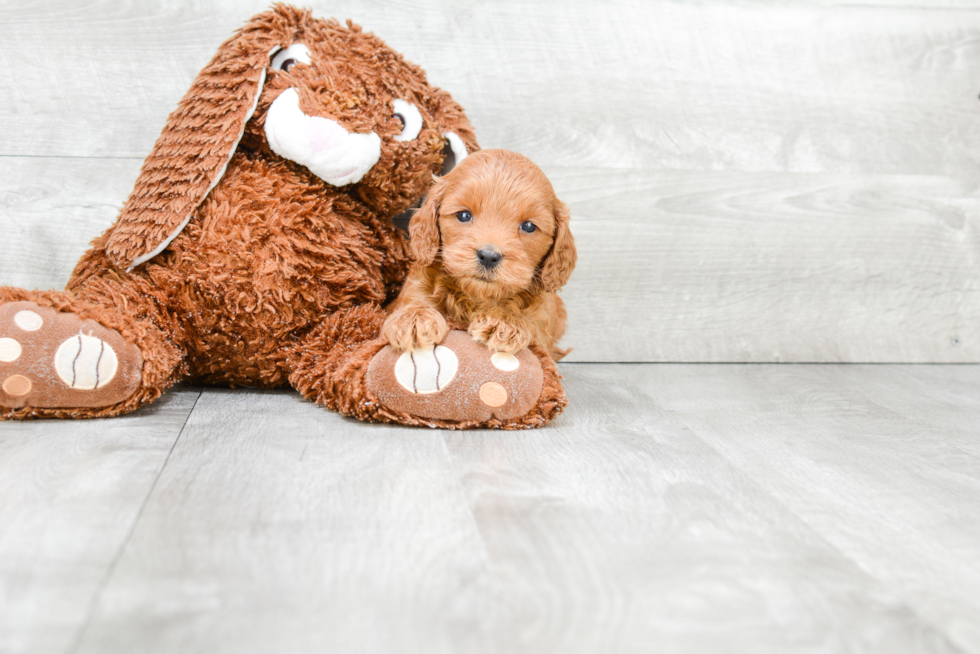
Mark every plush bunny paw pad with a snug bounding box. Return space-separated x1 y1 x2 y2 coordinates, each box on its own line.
366 330 543 422
0 302 142 409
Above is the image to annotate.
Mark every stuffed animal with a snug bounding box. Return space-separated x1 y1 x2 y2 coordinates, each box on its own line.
0 4 566 429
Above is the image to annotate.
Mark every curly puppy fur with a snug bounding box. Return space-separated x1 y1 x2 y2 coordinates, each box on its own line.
383 149 576 360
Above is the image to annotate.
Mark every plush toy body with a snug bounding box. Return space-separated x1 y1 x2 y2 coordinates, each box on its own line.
0 5 566 428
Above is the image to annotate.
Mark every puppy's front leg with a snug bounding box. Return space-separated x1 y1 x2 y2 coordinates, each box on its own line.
469 314 532 354
383 304 450 351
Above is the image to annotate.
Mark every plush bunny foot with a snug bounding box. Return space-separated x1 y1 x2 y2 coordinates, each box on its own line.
0 301 142 412
289 307 566 429
367 330 547 423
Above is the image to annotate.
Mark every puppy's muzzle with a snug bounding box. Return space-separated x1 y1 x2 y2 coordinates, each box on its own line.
476 247 503 270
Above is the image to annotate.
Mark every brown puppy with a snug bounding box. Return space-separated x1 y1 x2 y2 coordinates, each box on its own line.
383 149 576 360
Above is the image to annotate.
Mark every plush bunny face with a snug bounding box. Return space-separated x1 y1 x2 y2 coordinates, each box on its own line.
105 5 478 271
247 10 477 218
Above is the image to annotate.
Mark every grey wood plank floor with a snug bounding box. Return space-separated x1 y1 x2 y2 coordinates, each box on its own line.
0 387 201 654
2 365 978 654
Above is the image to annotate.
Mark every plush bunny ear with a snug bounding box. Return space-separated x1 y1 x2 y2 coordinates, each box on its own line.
409 175 449 266
539 200 577 293
104 19 286 271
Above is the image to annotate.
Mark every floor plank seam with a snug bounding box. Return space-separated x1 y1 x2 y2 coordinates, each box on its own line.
827 374 980 463
659 403 973 652
62 386 205 654
439 430 499 564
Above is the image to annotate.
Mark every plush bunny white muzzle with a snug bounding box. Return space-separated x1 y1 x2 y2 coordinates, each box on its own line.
265 88 382 186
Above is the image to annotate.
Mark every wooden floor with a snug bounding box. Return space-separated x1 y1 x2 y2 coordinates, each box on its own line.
1 365 978 654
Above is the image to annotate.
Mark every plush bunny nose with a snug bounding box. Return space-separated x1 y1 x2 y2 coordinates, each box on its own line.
477 247 503 269
305 118 347 153
265 88 381 187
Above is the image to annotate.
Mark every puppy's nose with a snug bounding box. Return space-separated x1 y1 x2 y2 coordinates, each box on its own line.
477 247 503 269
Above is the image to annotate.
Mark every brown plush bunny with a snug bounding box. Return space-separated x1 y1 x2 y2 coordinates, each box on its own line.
0 4 567 429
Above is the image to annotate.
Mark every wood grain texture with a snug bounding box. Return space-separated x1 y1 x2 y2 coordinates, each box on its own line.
2 157 977 362
1 0 979 176
442 365 969 654
653 364 980 653
47 365 979 654
73 387 506 654
0 157 141 291
0 386 200 654
556 168 980 362
2 0 979 363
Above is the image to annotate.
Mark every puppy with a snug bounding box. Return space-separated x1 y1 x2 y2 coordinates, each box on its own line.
383 149 576 360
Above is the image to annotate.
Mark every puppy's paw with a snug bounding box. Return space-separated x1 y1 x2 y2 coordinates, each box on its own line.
469 315 531 354
382 306 449 352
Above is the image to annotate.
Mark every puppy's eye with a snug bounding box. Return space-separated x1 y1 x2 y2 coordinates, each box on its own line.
272 44 311 72
457 210 473 223
392 99 423 142
520 221 537 233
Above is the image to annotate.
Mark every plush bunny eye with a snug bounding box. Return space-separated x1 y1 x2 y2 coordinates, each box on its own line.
272 44 311 72
392 100 423 142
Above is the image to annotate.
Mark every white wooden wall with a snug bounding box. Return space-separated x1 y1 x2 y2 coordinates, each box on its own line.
1 0 978 362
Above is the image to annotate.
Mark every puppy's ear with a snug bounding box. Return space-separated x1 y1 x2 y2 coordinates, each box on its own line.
539 200 577 292
409 176 448 266
104 9 297 271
